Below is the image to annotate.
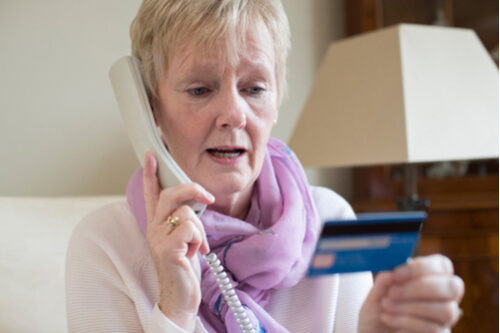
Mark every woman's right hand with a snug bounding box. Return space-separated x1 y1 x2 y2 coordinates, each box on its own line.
143 152 215 332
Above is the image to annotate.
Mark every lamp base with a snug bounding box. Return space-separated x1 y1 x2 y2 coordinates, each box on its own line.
397 195 430 211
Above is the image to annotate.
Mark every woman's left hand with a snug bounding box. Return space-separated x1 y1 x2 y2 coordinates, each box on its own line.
358 254 465 333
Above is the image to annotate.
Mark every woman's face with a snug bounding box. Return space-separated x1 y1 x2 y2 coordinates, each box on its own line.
153 29 278 216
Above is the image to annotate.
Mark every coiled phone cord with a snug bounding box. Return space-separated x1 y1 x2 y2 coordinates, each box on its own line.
203 253 257 333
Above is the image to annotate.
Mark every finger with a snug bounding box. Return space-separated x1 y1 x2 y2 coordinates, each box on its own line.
153 183 215 226
394 326 452 333
364 271 394 303
393 255 454 283
143 152 161 223
381 312 451 333
165 216 182 233
382 298 463 327
168 219 204 260
174 205 210 254
388 275 464 302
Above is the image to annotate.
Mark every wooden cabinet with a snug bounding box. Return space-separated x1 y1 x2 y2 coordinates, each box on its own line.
344 0 499 64
344 2 499 331
351 163 498 332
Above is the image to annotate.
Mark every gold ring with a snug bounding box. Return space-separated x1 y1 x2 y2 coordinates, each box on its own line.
166 216 180 229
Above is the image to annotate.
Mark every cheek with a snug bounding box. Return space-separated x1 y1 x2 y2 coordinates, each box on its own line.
156 102 202 144
255 97 278 119
252 103 277 136
165 118 205 156
249 118 274 163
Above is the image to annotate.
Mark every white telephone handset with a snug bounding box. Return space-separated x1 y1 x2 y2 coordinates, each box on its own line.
109 56 257 333
109 56 206 216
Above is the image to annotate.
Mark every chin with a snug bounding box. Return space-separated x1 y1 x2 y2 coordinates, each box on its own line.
202 173 254 198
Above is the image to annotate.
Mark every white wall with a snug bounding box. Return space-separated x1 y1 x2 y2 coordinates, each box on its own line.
0 0 141 196
0 0 350 198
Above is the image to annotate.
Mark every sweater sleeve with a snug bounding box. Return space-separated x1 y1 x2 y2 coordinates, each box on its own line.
150 303 207 333
309 186 374 333
333 272 373 333
65 204 144 332
65 202 207 333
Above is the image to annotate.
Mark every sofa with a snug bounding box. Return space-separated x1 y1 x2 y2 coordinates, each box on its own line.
0 196 124 333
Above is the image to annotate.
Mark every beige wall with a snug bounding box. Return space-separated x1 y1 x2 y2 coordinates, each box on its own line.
0 0 350 198
279 0 352 199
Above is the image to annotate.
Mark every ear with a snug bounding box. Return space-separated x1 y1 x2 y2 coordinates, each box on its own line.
150 99 160 127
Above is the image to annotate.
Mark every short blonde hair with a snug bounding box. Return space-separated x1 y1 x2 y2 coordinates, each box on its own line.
130 0 291 104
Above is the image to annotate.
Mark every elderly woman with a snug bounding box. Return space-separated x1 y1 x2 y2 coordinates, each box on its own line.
66 0 464 332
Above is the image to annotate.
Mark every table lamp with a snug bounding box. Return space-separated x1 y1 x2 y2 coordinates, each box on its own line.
288 24 499 210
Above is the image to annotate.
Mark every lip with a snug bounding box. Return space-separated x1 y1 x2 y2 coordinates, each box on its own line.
206 146 247 165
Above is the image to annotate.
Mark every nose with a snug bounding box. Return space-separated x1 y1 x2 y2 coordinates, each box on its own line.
215 88 247 130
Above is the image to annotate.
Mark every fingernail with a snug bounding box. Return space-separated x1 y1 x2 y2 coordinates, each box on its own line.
207 192 215 202
394 265 411 280
203 242 211 254
146 152 157 169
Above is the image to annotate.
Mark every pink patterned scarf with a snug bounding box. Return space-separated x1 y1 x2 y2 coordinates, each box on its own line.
126 137 320 332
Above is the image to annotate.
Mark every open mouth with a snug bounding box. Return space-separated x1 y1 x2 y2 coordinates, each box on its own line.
207 148 245 158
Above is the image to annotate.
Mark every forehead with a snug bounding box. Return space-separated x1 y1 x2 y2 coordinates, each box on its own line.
169 27 276 77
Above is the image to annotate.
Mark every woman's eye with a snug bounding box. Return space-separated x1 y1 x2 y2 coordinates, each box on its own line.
248 87 264 95
188 87 209 96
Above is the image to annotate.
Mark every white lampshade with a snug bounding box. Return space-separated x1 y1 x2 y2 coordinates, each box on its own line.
288 24 499 168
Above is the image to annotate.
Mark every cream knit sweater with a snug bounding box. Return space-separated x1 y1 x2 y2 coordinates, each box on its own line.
66 186 372 332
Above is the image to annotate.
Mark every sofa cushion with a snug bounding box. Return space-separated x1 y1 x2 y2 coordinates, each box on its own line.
0 196 124 333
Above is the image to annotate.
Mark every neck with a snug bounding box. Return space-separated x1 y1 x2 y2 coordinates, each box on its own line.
208 185 253 220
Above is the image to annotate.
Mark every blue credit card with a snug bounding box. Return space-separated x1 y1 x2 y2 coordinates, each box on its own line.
308 211 426 276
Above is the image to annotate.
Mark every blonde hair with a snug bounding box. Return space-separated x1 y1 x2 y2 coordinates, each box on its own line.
130 0 291 104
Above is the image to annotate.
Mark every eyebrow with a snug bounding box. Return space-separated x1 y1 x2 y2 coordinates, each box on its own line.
174 64 221 90
171 44 276 88
176 59 274 85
